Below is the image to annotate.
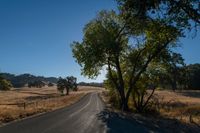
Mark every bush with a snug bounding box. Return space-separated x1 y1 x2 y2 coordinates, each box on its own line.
48 82 54 87
0 78 12 90
28 80 45 88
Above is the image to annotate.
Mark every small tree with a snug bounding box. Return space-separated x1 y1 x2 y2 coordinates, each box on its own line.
57 78 66 95
57 76 78 95
48 82 54 87
67 76 78 91
0 76 12 90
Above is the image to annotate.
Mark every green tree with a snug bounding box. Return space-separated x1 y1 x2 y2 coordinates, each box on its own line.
48 82 54 87
163 52 185 91
57 76 78 95
28 80 45 88
0 75 12 90
186 64 200 89
117 0 200 31
72 10 180 111
57 77 66 94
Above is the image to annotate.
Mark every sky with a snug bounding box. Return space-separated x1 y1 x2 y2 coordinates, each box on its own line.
0 0 199 82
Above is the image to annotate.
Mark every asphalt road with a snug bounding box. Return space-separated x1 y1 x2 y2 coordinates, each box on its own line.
0 92 149 133
0 93 106 133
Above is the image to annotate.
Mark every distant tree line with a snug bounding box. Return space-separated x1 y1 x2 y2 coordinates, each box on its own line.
28 80 46 88
152 53 200 90
78 82 103 87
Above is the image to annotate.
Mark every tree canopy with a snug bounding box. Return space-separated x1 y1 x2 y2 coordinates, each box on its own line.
57 76 78 95
72 1 200 112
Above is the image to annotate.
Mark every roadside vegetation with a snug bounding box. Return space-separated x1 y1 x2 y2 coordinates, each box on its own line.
71 0 200 130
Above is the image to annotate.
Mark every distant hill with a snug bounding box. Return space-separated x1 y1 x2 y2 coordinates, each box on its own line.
0 73 104 88
0 73 58 88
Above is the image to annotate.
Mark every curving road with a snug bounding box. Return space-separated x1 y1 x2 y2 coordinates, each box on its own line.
0 92 149 133
0 93 106 133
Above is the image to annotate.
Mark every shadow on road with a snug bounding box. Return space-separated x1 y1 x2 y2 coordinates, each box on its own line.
97 109 200 133
97 109 149 133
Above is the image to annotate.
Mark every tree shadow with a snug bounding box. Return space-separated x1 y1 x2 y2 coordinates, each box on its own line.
97 109 149 133
97 109 199 133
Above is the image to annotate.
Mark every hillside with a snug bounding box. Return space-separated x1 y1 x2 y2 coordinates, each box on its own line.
0 73 58 88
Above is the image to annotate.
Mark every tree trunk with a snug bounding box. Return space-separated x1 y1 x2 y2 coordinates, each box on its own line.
66 88 69 95
121 97 129 111
118 89 129 111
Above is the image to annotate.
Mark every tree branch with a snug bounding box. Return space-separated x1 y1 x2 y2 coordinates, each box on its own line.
126 38 173 101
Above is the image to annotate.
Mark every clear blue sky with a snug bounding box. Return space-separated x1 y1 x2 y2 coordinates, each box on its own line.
0 0 199 82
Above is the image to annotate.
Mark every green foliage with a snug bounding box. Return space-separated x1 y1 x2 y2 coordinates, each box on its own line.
163 52 185 90
72 10 128 78
28 80 45 88
104 72 121 108
57 76 78 95
0 75 12 91
66 76 78 91
71 1 200 112
48 82 54 87
186 64 200 89
72 10 180 111
117 0 200 34
57 78 67 94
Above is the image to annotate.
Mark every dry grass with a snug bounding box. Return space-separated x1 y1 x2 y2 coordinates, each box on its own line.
153 90 200 125
101 89 200 132
0 86 103 124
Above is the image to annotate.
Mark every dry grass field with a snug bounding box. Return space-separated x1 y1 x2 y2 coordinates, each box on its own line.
101 89 200 129
0 86 103 125
153 90 200 125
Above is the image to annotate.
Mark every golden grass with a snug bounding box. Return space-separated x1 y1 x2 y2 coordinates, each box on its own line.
101 89 200 126
0 86 103 124
153 90 200 125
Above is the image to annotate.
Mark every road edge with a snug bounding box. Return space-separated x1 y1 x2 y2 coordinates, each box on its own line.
0 92 91 128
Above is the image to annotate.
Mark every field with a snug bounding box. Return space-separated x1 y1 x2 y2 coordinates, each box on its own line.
0 86 103 125
102 89 200 129
153 90 200 125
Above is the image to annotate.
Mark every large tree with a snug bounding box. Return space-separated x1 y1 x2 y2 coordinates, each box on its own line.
117 0 200 35
72 0 200 111
72 10 180 111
